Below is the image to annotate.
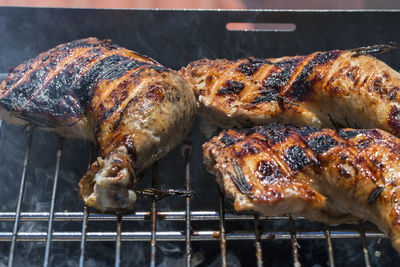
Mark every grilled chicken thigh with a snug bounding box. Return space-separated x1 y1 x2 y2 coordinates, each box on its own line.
0 38 196 213
203 124 400 253
180 44 400 135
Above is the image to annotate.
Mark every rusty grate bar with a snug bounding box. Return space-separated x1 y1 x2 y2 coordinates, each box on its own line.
150 162 158 267
7 127 33 267
359 222 371 267
115 216 122 267
325 225 335 267
218 193 227 267
253 214 263 267
43 137 64 267
289 216 301 267
182 141 192 266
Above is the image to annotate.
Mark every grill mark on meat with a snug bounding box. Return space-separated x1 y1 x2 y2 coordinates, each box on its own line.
244 125 288 145
96 99 121 130
1 39 105 97
25 52 104 116
257 160 283 183
293 126 321 136
389 106 400 134
252 57 304 104
69 54 136 112
307 134 338 155
284 145 311 172
286 50 342 101
1 46 113 117
236 142 259 157
102 67 169 132
221 133 239 146
237 58 270 76
217 80 244 95
337 129 366 139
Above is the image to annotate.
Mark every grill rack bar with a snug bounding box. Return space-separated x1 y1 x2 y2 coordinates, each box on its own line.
359 222 371 267
150 163 158 267
79 145 93 267
182 141 192 267
324 226 335 267
7 127 32 267
0 229 385 242
289 216 301 267
253 214 263 267
79 206 88 267
43 137 63 267
218 193 227 267
115 217 122 267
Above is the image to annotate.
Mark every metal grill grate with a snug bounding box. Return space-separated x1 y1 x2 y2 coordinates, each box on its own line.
0 123 390 267
1 8 400 265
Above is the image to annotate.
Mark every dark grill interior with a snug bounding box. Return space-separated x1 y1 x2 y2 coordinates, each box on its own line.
1 7 400 266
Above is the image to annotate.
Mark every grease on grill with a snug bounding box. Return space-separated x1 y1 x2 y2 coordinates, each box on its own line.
217 80 244 96
307 134 338 154
284 145 311 171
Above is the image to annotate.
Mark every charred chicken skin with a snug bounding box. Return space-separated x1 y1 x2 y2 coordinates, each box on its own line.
180 44 400 135
203 124 400 253
0 38 196 213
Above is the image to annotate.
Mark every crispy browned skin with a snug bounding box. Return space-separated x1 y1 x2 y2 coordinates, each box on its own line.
180 48 400 135
0 38 196 213
203 124 400 253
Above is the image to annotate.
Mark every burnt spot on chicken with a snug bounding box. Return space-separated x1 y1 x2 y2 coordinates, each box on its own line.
217 80 245 96
286 51 342 101
284 145 311 172
245 124 288 144
252 58 304 104
346 66 359 81
292 126 321 137
96 100 121 129
389 106 400 133
251 87 277 104
237 58 270 76
257 160 283 182
236 142 259 157
388 87 398 100
357 138 373 149
220 133 239 146
337 129 366 139
307 134 338 155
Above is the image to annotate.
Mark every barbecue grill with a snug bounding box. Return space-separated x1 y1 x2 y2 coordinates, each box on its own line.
1 7 400 266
